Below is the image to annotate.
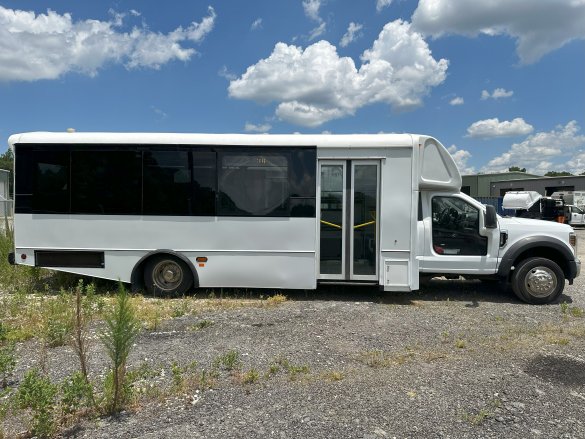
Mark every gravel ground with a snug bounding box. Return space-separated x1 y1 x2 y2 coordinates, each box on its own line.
7 230 585 438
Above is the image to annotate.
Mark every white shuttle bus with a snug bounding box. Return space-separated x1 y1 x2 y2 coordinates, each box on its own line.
8 132 580 304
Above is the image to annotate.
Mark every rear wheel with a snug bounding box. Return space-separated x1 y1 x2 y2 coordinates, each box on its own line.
511 257 565 304
144 255 193 296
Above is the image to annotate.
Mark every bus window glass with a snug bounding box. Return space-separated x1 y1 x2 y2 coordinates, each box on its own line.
290 149 316 217
143 150 191 215
71 150 142 215
218 151 289 216
192 150 217 216
32 150 70 214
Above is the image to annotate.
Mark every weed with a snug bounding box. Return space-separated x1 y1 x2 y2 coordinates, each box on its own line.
455 339 467 349
570 306 584 318
0 343 16 388
242 369 260 384
323 371 344 381
72 280 97 383
191 320 214 331
214 350 241 371
361 350 388 368
274 358 309 380
560 301 569 314
42 290 73 348
265 294 287 307
463 399 501 426
100 283 141 414
165 361 198 394
15 368 58 438
60 371 95 416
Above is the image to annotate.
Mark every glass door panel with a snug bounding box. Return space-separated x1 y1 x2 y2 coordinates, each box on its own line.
319 163 345 277
351 163 379 279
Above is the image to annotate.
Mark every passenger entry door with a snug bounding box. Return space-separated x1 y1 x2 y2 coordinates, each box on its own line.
318 161 380 281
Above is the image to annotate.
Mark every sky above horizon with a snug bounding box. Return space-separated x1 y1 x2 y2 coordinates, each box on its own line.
0 0 584 175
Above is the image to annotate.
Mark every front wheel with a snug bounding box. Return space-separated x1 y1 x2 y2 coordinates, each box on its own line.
511 257 565 304
144 255 193 296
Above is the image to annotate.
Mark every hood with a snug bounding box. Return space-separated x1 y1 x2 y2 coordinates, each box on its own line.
499 216 573 231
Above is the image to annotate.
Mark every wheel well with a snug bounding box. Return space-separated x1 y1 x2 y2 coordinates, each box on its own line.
131 251 199 293
510 247 569 281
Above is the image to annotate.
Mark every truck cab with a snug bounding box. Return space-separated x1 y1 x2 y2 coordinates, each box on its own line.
418 190 579 304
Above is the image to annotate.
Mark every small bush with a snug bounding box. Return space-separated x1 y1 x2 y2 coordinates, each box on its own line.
60 371 95 416
15 368 58 438
0 343 16 388
43 291 73 348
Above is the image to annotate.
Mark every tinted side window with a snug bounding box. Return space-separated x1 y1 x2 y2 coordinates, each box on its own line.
192 150 217 216
33 149 70 214
71 150 142 215
143 150 191 215
218 150 290 216
289 149 316 217
14 146 34 213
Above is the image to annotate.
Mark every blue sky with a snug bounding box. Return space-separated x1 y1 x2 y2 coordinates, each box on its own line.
1 0 584 175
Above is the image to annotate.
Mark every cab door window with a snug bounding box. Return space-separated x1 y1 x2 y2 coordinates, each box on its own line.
431 197 487 256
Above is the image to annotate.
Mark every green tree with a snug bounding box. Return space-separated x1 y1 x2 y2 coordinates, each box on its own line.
544 171 573 177
0 149 13 197
100 283 140 414
508 166 526 172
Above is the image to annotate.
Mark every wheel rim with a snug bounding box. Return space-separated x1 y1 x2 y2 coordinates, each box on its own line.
524 266 557 298
152 260 183 292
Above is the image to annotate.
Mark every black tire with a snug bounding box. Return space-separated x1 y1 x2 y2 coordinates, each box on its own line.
511 257 565 304
143 255 193 296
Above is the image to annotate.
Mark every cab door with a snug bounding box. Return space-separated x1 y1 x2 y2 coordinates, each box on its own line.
419 193 500 274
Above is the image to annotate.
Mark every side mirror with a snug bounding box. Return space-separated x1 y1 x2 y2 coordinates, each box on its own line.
485 205 497 229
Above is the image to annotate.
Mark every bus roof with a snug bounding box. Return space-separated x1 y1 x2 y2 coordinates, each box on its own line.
8 132 420 149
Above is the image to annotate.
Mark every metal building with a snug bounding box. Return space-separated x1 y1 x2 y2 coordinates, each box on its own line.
490 175 585 197
461 172 539 197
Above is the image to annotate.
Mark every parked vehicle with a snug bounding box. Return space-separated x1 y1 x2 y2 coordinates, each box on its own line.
503 191 562 220
8 132 580 304
552 191 585 211
565 205 585 227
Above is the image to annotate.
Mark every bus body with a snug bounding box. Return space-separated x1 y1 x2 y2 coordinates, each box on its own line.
8 132 580 304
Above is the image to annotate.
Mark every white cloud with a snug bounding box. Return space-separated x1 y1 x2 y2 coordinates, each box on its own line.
340 22 363 48
308 22 327 41
303 0 327 41
303 0 322 22
467 118 533 139
411 0 585 64
150 105 168 120
0 5 216 81
228 20 448 127
376 0 393 12
218 65 237 81
481 88 513 100
449 97 464 106
251 18 263 31
447 145 475 174
482 121 585 173
244 122 272 133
